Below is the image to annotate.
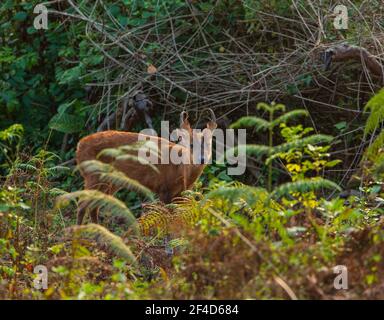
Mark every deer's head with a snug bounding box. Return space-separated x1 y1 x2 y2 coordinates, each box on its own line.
172 109 217 164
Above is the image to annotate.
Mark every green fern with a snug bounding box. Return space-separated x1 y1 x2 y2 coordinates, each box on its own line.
235 134 333 162
270 110 308 128
230 109 308 131
362 89 384 176
137 195 202 236
364 88 384 135
204 185 268 207
270 178 341 199
373 154 384 178
227 103 333 192
0 124 23 142
57 190 138 231
365 130 384 160
67 224 137 264
230 116 269 131
0 124 24 165
138 207 176 236
203 185 277 218
271 134 333 154
234 144 270 157
98 141 160 173
257 102 286 114
79 160 155 200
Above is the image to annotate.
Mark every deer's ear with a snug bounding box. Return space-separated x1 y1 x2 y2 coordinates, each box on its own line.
206 120 217 131
205 108 217 131
180 111 191 131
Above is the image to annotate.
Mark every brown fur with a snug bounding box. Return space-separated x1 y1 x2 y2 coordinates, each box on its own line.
76 131 207 224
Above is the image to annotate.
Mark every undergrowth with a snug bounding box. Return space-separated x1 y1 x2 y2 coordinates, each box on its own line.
1 99 383 300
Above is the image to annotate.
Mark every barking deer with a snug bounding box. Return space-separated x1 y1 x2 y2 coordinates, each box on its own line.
76 109 217 224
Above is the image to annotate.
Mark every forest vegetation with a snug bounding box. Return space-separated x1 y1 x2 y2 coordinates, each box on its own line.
0 0 384 299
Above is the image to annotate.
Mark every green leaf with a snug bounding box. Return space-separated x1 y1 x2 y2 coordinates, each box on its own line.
57 100 76 114
370 185 381 194
14 11 28 21
48 113 84 134
199 3 214 12
217 171 232 182
334 121 347 131
58 65 82 84
325 160 342 167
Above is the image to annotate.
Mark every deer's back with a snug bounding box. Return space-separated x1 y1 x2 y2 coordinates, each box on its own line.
76 131 140 164
76 131 187 201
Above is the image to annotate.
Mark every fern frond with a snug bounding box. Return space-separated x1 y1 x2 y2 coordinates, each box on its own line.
68 224 136 264
46 165 72 174
364 88 384 134
230 116 269 131
137 210 174 236
244 144 272 156
365 130 384 161
120 140 159 154
265 152 281 165
373 154 384 178
256 102 273 113
100 153 159 173
272 134 333 154
137 198 201 236
49 188 68 196
33 150 61 162
271 109 308 128
79 160 154 200
57 190 138 231
203 184 282 215
270 178 341 199
0 124 24 142
98 141 159 173
15 163 38 171
115 155 159 173
235 144 271 157
220 144 270 163
204 185 267 206
257 102 285 113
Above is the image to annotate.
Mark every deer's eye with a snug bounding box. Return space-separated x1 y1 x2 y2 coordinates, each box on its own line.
190 143 194 148
171 136 182 143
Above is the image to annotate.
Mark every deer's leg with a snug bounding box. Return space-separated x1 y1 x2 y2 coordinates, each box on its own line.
77 201 88 225
81 174 120 225
159 189 172 204
89 184 119 224
89 208 99 224
77 201 97 225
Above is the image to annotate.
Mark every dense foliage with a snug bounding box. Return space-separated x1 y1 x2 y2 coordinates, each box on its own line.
0 1 383 300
